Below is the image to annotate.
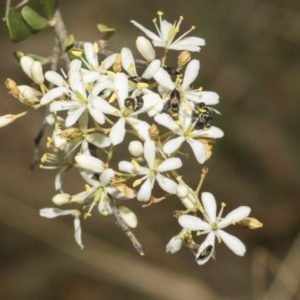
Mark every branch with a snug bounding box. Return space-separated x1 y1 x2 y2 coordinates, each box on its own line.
109 197 145 256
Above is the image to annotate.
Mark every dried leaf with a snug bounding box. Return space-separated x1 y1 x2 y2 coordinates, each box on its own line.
195 137 216 160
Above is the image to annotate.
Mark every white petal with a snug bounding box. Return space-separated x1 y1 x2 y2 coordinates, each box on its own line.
75 154 105 173
186 138 206 164
181 60 199 91
74 217 84 249
154 113 181 132
153 67 175 91
84 42 98 66
114 73 128 108
109 118 126 145
137 177 154 202
201 192 217 224
85 132 111 148
142 59 160 79
127 118 151 141
121 48 137 76
218 206 251 228
91 80 113 97
196 91 220 105
50 101 82 112
100 168 114 186
193 126 224 139
142 93 161 111
163 136 185 154
143 140 155 168
196 232 216 265
156 157 182 173
54 165 68 190
217 230 246 256
118 161 136 174
156 174 178 194
166 236 183 254
39 208 74 218
88 104 105 125
130 20 161 42
82 71 100 84
65 107 86 127
92 96 118 116
40 87 70 105
178 215 210 231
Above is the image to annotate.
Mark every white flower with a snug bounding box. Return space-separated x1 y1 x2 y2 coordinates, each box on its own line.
153 60 219 113
166 229 188 254
131 11 205 52
121 47 160 81
96 72 159 145
39 208 84 249
78 168 137 216
178 192 251 265
155 112 224 164
118 140 182 201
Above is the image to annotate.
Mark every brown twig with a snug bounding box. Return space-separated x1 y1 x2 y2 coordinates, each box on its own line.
109 197 145 256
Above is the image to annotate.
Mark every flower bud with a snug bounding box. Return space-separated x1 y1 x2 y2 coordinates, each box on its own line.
166 236 182 253
128 141 144 157
5 78 20 98
0 114 15 127
239 217 263 229
52 193 71 205
118 206 138 228
136 36 155 61
18 86 42 104
31 61 44 84
52 128 67 150
176 183 189 199
20 56 34 80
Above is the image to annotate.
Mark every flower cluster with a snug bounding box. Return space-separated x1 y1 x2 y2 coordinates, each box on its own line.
2 11 261 264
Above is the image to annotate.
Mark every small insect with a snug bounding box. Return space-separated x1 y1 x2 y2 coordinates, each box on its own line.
124 96 144 112
128 76 149 84
162 88 181 115
196 245 213 260
162 66 180 76
191 102 213 130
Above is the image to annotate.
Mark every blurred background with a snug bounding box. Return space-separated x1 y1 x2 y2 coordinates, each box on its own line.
0 0 300 299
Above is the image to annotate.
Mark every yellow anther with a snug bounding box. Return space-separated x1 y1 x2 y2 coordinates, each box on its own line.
191 26 195 30
102 210 109 216
180 16 184 20
133 179 142 187
71 197 82 203
39 164 43 168
109 91 117 104
196 231 201 236
84 213 91 220
198 87 203 92
41 153 47 163
175 120 183 126
131 159 140 170
70 50 83 57
231 219 236 225
152 18 157 23
128 63 135 75
137 82 149 89
85 184 92 194
221 202 226 207
217 237 222 244
46 137 52 148
157 11 163 16
93 42 99 54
